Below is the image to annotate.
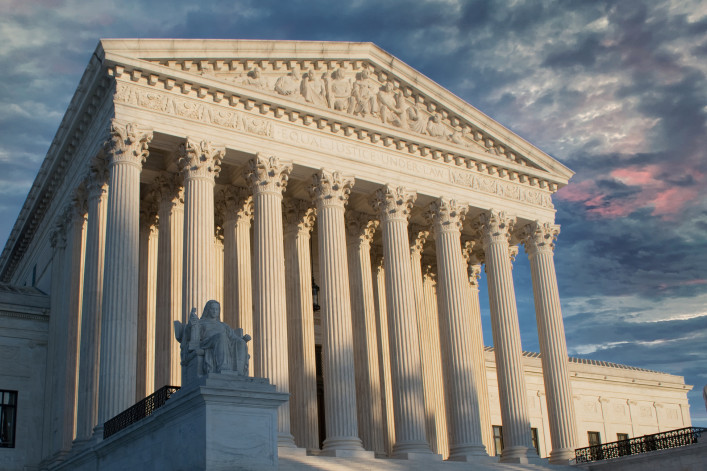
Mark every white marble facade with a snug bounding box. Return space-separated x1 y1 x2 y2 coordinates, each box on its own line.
0 40 694 470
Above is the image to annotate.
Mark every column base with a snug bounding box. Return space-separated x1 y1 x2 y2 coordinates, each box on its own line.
320 449 376 458
278 446 307 457
278 432 297 448
321 436 368 456
548 447 575 464
448 444 493 462
500 445 544 464
392 451 443 461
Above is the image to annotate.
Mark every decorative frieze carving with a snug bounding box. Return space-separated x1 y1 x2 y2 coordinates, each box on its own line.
108 120 153 167
370 185 416 222
246 154 292 195
177 138 225 181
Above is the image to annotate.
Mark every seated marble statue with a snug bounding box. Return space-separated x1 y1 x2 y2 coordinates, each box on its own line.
174 300 251 380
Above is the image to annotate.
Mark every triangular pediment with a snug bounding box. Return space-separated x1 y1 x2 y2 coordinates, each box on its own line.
99 39 573 185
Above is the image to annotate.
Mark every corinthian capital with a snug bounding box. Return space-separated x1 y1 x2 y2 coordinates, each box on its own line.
152 173 184 208
346 210 378 246
521 221 560 255
283 199 316 235
219 186 253 223
178 138 225 181
86 155 108 200
426 198 468 233
409 224 429 256
475 209 515 248
370 185 416 222
462 240 483 286
311 169 355 207
246 153 292 196
108 120 153 167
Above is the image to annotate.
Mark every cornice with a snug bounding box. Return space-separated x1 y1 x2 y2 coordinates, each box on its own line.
100 39 573 182
0 47 112 282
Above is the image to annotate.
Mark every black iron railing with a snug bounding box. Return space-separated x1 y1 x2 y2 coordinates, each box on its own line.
574 426 706 463
103 385 180 439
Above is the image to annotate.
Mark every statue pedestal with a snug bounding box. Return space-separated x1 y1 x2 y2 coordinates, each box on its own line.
53 372 288 471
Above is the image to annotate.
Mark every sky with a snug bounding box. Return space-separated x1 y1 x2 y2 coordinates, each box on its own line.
1 0 706 428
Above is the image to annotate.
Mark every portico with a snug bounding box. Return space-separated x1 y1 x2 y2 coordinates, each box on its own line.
3 39 580 467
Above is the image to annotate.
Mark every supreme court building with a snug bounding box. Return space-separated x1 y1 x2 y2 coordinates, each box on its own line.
0 40 693 470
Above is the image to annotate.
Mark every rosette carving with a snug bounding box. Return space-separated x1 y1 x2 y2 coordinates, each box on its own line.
178 138 225 181
426 198 468 233
475 209 516 248
311 169 355 207
246 153 292 195
370 185 416 222
108 120 153 167
521 221 560 255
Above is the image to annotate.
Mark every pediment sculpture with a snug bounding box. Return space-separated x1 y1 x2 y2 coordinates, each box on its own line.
174 300 251 384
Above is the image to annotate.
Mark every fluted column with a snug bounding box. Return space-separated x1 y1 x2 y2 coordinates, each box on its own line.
153 174 184 389
428 199 487 460
136 199 158 400
461 241 493 454
247 153 295 447
178 138 224 321
283 199 319 450
75 161 108 443
43 223 67 459
98 121 152 426
409 226 445 456
371 251 395 456
312 170 366 455
420 264 448 456
213 225 224 305
346 211 384 454
220 187 254 374
476 209 538 463
522 221 577 463
371 185 433 458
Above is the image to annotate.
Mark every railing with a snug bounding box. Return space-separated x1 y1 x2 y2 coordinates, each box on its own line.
574 426 706 463
103 385 180 439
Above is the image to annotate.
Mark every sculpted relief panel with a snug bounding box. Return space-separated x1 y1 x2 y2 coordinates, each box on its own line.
153 59 533 165
114 81 553 210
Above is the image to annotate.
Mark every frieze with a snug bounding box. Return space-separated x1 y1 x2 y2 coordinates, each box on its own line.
115 81 553 209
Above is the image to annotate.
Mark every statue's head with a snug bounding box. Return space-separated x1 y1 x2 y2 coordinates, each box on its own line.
203 300 221 320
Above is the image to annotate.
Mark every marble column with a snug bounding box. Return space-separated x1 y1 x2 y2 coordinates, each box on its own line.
136 199 158 401
371 250 395 456
153 174 184 390
43 221 67 459
420 264 449 457
522 221 577 463
178 138 224 322
213 225 224 305
98 120 152 426
312 170 366 455
461 241 494 454
346 211 385 454
75 161 108 443
476 209 538 463
428 198 487 460
220 187 254 374
247 153 295 447
371 185 433 459
408 225 444 455
283 199 319 450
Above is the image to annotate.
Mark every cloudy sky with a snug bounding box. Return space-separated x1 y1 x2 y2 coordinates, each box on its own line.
1 0 706 427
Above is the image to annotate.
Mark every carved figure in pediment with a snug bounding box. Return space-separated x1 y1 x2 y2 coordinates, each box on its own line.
426 113 449 138
377 81 405 127
328 68 353 112
235 66 268 90
174 300 251 381
350 69 378 117
300 69 328 107
405 100 429 134
274 68 301 96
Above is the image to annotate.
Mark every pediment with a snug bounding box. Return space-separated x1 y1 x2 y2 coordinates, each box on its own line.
100 39 573 186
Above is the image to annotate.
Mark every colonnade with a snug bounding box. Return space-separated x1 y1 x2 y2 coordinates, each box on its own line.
43 120 577 465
